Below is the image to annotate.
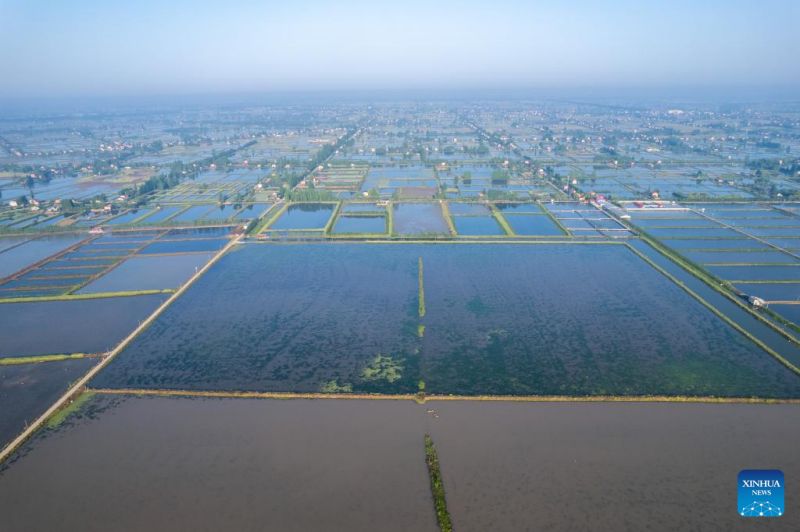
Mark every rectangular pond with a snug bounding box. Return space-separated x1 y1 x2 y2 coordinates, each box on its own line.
93 243 800 397
332 215 386 234
0 395 438 532
76 253 215 293
270 204 335 230
453 216 504 236
392 204 449 235
504 214 564 236
0 294 168 357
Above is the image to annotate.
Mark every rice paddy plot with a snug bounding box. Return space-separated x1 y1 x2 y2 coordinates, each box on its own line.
93 243 800 397
76 252 215 293
105 209 154 226
503 214 563 236
393 204 450 235
496 203 543 214
720 218 800 228
706 265 800 282
0 294 168 357
93 244 422 393
138 238 229 255
0 357 98 450
0 235 85 279
170 205 213 223
138 206 184 224
745 227 800 238
161 227 232 240
633 217 723 228
682 250 799 264
270 204 335 230
332 215 386 234
646 227 744 239
0 396 438 532
416 244 800 397
46 257 117 268
770 305 800 326
341 203 385 214
734 283 800 301
659 238 770 250
0 236 31 254
447 203 491 216
36 265 106 277
427 402 800 532
453 216 504 235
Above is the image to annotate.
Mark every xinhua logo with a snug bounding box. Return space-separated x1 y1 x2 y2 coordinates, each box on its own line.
738 470 784 517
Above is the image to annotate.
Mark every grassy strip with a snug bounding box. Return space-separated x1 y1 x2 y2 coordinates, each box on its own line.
45 390 95 429
387 201 395 236
424 434 453 532
0 353 93 366
87 388 800 404
626 242 800 377
256 202 289 233
418 256 426 318
323 201 343 236
488 203 514 236
440 201 457 236
0 288 175 304
537 200 571 235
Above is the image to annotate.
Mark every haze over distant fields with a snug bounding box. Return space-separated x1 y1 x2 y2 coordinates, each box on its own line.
0 0 797 98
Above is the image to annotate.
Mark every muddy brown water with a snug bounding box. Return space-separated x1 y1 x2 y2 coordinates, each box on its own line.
0 397 798 532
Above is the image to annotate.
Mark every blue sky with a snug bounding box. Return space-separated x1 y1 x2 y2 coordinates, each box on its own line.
0 0 797 97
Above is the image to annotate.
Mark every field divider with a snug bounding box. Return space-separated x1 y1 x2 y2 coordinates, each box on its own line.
0 234 242 465
255 201 289 234
0 288 175 304
440 201 457 236
0 353 98 366
84 388 800 404
324 201 343 236
488 203 514 236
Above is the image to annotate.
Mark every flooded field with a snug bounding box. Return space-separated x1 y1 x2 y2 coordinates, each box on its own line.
428 401 800 532
0 294 168 357
0 358 97 448
393 204 449 235
1 396 797 531
270 203 335 230
93 243 800 397
76 253 215 293
0 396 437 532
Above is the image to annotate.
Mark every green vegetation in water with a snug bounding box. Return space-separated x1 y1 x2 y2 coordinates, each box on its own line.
361 354 403 383
46 390 95 430
418 256 426 318
0 353 90 366
424 434 453 532
417 324 426 337
319 380 353 393
466 295 490 317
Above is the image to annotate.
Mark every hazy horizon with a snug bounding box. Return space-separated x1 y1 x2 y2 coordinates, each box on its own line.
0 0 798 100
